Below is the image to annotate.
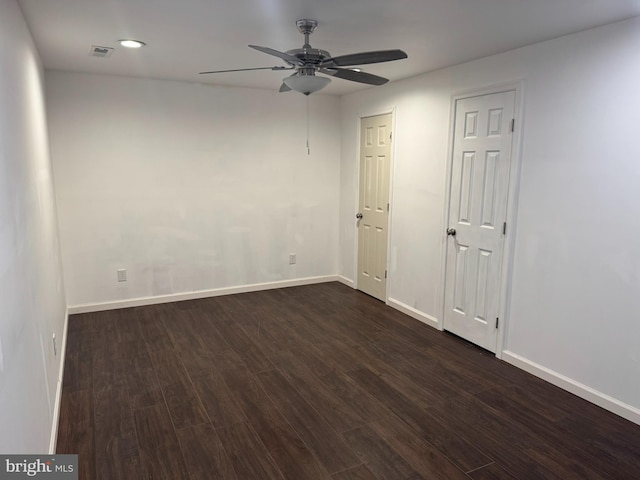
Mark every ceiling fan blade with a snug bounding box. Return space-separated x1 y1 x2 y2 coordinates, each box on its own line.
320 49 407 67
249 45 303 66
320 68 388 86
199 66 293 74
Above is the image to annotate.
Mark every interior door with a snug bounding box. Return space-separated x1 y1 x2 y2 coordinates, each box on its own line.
357 113 392 301
443 91 515 352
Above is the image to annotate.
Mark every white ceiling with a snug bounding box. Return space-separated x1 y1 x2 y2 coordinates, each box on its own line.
18 0 640 96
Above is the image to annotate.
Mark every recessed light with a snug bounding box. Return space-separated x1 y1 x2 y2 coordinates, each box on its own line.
119 39 146 48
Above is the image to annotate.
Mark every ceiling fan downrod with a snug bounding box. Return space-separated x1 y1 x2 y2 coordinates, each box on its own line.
296 19 318 49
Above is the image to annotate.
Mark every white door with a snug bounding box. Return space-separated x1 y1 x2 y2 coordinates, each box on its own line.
443 91 515 352
357 113 392 301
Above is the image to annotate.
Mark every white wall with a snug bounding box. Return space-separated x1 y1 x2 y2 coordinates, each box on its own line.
46 72 341 308
0 0 67 452
340 17 640 417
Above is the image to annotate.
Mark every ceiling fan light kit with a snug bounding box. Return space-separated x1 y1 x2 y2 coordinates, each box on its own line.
283 71 331 95
200 19 407 95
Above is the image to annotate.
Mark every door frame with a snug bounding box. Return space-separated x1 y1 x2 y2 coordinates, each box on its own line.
353 106 397 302
438 81 525 358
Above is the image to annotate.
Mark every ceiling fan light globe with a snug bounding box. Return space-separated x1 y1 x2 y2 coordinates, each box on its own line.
283 75 330 95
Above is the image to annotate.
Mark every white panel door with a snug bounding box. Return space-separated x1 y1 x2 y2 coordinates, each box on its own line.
444 91 515 352
357 114 392 301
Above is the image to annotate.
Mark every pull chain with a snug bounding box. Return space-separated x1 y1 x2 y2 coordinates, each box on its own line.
306 96 310 155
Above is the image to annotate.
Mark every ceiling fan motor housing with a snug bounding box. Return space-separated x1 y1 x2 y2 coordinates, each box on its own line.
285 48 331 67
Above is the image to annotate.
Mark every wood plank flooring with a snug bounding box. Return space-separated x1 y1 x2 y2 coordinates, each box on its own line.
57 282 640 479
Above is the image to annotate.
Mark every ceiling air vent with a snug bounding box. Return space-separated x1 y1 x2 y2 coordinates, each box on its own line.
89 45 114 58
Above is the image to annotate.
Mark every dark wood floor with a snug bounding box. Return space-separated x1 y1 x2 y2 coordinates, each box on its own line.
57 282 640 479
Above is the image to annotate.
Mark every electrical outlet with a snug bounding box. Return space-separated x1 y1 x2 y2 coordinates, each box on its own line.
52 333 57 356
289 253 296 265
117 269 127 282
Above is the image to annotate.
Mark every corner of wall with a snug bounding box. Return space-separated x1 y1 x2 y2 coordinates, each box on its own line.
49 308 70 454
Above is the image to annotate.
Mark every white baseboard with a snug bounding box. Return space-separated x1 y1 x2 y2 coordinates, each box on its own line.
49 308 70 454
502 351 640 426
387 298 440 329
337 275 355 288
67 275 339 314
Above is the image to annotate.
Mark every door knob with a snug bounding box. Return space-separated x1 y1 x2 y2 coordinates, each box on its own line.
356 213 363 219
446 228 456 237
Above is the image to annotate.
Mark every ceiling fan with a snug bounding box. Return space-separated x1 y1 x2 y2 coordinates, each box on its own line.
200 19 408 95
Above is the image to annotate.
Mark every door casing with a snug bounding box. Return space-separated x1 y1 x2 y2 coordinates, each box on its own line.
353 107 396 302
438 81 525 358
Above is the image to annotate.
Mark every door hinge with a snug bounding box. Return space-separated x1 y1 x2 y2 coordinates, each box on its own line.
390 131 393 142
510 118 515 132
495 317 499 329
502 222 507 235
387 203 390 212
385 270 388 279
